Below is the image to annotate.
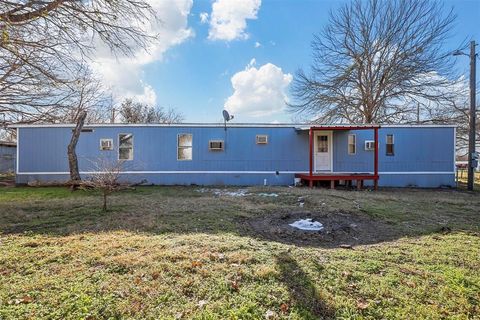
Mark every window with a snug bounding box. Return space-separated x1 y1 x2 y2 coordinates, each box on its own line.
386 134 394 156
317 135 328 152
118 134 133 160
178 133 193 160
256 134 268 144
348 134 356 155
100 139 113 151
209 140 224 151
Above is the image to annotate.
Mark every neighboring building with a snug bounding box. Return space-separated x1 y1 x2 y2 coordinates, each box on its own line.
11 123 456 188
0 141 16 173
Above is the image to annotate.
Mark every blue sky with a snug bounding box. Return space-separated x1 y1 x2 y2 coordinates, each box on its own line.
98 0 480 123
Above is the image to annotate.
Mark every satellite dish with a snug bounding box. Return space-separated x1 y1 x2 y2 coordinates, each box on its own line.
223 110 234 121
222 109 234 131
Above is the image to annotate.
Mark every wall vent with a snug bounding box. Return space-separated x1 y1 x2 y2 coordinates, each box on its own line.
256 135 268 144
100 139 113 150
365 140 375 151
209 140 224 151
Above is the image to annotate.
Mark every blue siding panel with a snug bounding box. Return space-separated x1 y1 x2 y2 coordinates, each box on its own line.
0 145 16 172
16 125 455 187
333 128 455 173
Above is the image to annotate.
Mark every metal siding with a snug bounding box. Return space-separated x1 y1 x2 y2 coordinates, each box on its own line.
379 127 454 172
18 126 309 173
376 173 455 188
0 145 16 172
15 173 296 186
16 126 455 187
333 130 373 172
334 127 455 173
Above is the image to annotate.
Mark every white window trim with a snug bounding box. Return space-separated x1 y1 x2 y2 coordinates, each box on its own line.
348 134 356 155
208 139 224 151
386 134 394 156
118 133 134 161
256 134 268 144
177 133 193 161
99 138 114 151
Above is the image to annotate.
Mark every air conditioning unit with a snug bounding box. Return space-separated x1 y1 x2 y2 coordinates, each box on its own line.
365 140 375 151
209 140 224 151
100 139 113 150
256 134 268 144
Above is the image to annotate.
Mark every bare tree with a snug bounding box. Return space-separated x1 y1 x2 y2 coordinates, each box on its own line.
81 159 125 211
81 159 144 211
0 0 155 126
419 87 480 155
290 0 459 124
58 68 112 124
118 99 184 124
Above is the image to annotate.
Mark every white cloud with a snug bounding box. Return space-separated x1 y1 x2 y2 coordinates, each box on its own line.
90 0 194 104
207 0 261 41
254 41 261 48
224 60 293 118
199 12 209 24
246 58 256 68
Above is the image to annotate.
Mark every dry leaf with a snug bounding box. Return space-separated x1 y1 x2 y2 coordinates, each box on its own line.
356 299 369 310
12 295 33 305
230 279 240 291
191 260 203 268
280 303 289 313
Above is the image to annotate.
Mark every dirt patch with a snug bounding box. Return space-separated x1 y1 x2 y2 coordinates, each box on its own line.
243 211 399 248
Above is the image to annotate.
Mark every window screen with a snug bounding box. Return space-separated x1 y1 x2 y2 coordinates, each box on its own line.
118 134 133 160
178 134 193 160
386 134 394 156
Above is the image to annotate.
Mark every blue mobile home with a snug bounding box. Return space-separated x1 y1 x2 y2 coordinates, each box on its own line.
12 123 456 188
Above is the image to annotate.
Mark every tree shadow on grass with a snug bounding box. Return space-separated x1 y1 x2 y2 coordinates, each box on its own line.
276 252 335 319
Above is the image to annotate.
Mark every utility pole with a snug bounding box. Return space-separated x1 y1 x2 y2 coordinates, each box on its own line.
467 41 477 191
454 41 478 191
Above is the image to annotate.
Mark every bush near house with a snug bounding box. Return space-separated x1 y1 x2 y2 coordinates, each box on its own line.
0 186 478 319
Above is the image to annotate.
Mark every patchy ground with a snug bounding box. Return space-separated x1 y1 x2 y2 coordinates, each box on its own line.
0 185 479 319
245 210 398 248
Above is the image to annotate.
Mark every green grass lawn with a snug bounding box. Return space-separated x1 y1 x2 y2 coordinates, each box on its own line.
0 186 479 319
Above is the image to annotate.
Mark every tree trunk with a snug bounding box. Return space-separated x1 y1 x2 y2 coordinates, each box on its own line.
67 111 87 188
